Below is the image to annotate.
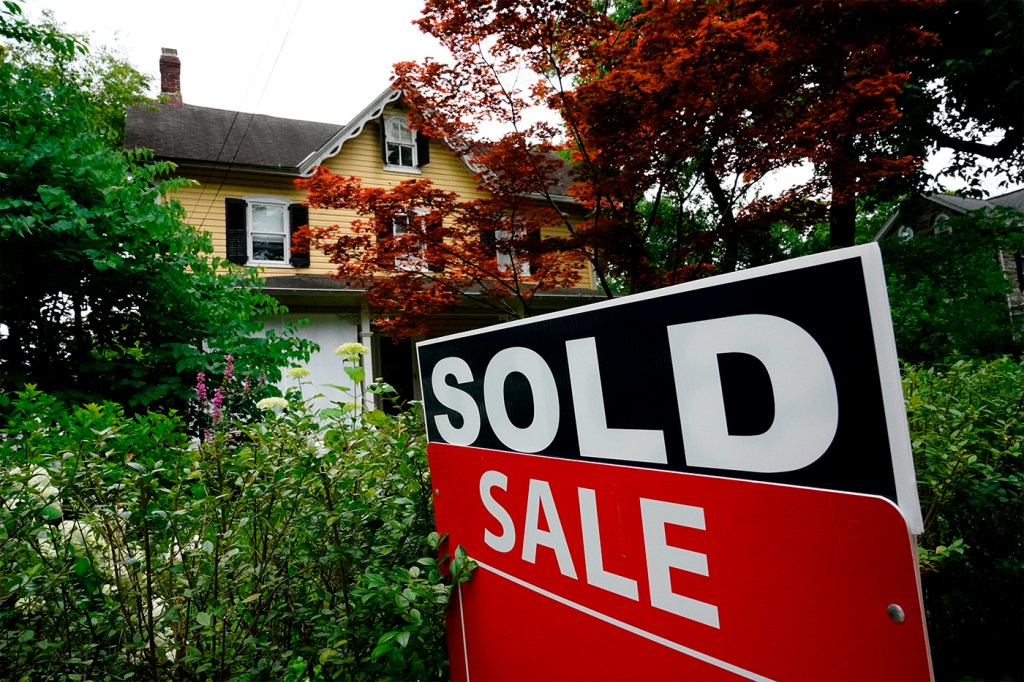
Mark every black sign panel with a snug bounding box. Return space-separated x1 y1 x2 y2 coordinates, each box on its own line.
417 245 921 530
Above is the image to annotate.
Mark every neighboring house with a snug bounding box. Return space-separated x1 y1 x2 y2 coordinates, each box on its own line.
124 49 600 408
874 188 1024 346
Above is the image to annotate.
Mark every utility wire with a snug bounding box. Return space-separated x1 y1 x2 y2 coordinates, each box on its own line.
189 0 306 233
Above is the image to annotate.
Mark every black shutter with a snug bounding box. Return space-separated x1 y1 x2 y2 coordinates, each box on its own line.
480 226 497 254
527 227 542 279
289 204 310 268
379 118 388 163
376 213 394 270
426 216 444 272
416 132 430 167
225 198 248 265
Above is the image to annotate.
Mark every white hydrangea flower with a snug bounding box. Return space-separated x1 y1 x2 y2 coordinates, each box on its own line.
334 342 369 359
256 397 289 413
285 367 311 379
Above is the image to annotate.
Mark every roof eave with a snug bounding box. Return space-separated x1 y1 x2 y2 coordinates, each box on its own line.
298 88 403 177
170 159 302 177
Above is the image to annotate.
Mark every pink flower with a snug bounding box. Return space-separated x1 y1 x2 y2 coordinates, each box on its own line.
211 387 225 421
224 354 235 383
196 372 207 402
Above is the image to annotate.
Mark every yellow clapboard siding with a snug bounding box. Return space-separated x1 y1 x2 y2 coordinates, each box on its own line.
166 107 593 287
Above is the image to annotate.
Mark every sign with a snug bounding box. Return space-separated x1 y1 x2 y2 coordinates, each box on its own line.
431 445 930 681
417 245 931 680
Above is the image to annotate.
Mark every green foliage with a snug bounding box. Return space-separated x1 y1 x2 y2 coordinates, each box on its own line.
904 358 1023 680
0 374 464 680
1 8 150 146
0 4 311 412
881 207 1022 363
771 196 894 260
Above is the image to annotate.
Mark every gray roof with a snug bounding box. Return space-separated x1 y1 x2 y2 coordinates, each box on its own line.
125 94 580 198
924 193 993 214
874 188 1024 240
989 188 1024 212
124 103 342 172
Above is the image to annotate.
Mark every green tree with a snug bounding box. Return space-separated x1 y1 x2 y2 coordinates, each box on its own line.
2 9 150 146
913 0 1023 191
0 3 310 411
880 207 1022 363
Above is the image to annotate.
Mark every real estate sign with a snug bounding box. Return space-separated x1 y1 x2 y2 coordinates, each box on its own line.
417 244 931 681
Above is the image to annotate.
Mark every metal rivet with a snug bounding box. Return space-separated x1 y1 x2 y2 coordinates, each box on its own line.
887 604 905 623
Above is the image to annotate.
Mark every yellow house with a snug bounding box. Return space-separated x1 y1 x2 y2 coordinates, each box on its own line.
124 49 601 407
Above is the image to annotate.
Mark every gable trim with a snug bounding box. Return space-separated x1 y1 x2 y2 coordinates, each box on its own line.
298 88 404 177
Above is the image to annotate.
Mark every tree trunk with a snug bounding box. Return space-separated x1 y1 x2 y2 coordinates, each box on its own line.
700 163 738 272
829 198 856 248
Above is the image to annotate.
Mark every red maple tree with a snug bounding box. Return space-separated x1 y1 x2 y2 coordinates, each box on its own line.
300 0 936 334
295 149 586 338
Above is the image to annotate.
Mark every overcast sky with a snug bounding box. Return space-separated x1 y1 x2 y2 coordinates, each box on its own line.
30 0 445 124
25 0 1012 194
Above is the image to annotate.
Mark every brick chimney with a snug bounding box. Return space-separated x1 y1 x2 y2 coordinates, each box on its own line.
159 47 182 105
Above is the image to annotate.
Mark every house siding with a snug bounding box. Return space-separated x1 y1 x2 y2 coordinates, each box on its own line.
169 112 589 285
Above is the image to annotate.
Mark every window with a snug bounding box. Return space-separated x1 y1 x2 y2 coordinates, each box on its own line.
385 117 416 169
932 213 953 235
249 199 289 263
380 115 430 172
495 227 531 278
896 225 914 241
481 223 536 278
392 210 428 271
224 196 309 268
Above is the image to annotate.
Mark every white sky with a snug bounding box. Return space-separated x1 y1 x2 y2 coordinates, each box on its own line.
23 0 1015 195
29 0 445 124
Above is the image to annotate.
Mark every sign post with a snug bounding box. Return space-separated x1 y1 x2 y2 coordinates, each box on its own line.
417 244 932 680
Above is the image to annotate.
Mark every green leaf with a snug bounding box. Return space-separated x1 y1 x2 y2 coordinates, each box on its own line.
196 611 211 627
344 366 365 384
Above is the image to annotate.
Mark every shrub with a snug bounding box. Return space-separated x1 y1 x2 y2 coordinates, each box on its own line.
904 358 1023 681
0 368 467 680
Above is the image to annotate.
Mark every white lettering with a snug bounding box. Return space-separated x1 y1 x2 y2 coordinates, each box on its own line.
640 497 720 628
566 337 667 464
483 347 560 453
578 487 639 600
522 479 577 579
667 314 839 473
431 357 480 445
480 470 516 553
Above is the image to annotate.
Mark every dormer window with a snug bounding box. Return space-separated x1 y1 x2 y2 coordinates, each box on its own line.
385 117 416 169
380 115 430 173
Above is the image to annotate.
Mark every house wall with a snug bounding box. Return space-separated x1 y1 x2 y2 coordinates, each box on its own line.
260 311 360 411
168 108 590 286
163 105 598 404
998 249 1024 345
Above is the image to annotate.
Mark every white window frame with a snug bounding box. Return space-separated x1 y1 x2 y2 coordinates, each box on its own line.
932 213 953 235
393 209 429 271
896 225 914 241
495 226 531 278
383 115 420 174
246 195 292 267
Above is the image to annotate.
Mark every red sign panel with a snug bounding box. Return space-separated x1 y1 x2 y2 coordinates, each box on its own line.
431 443 931 681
